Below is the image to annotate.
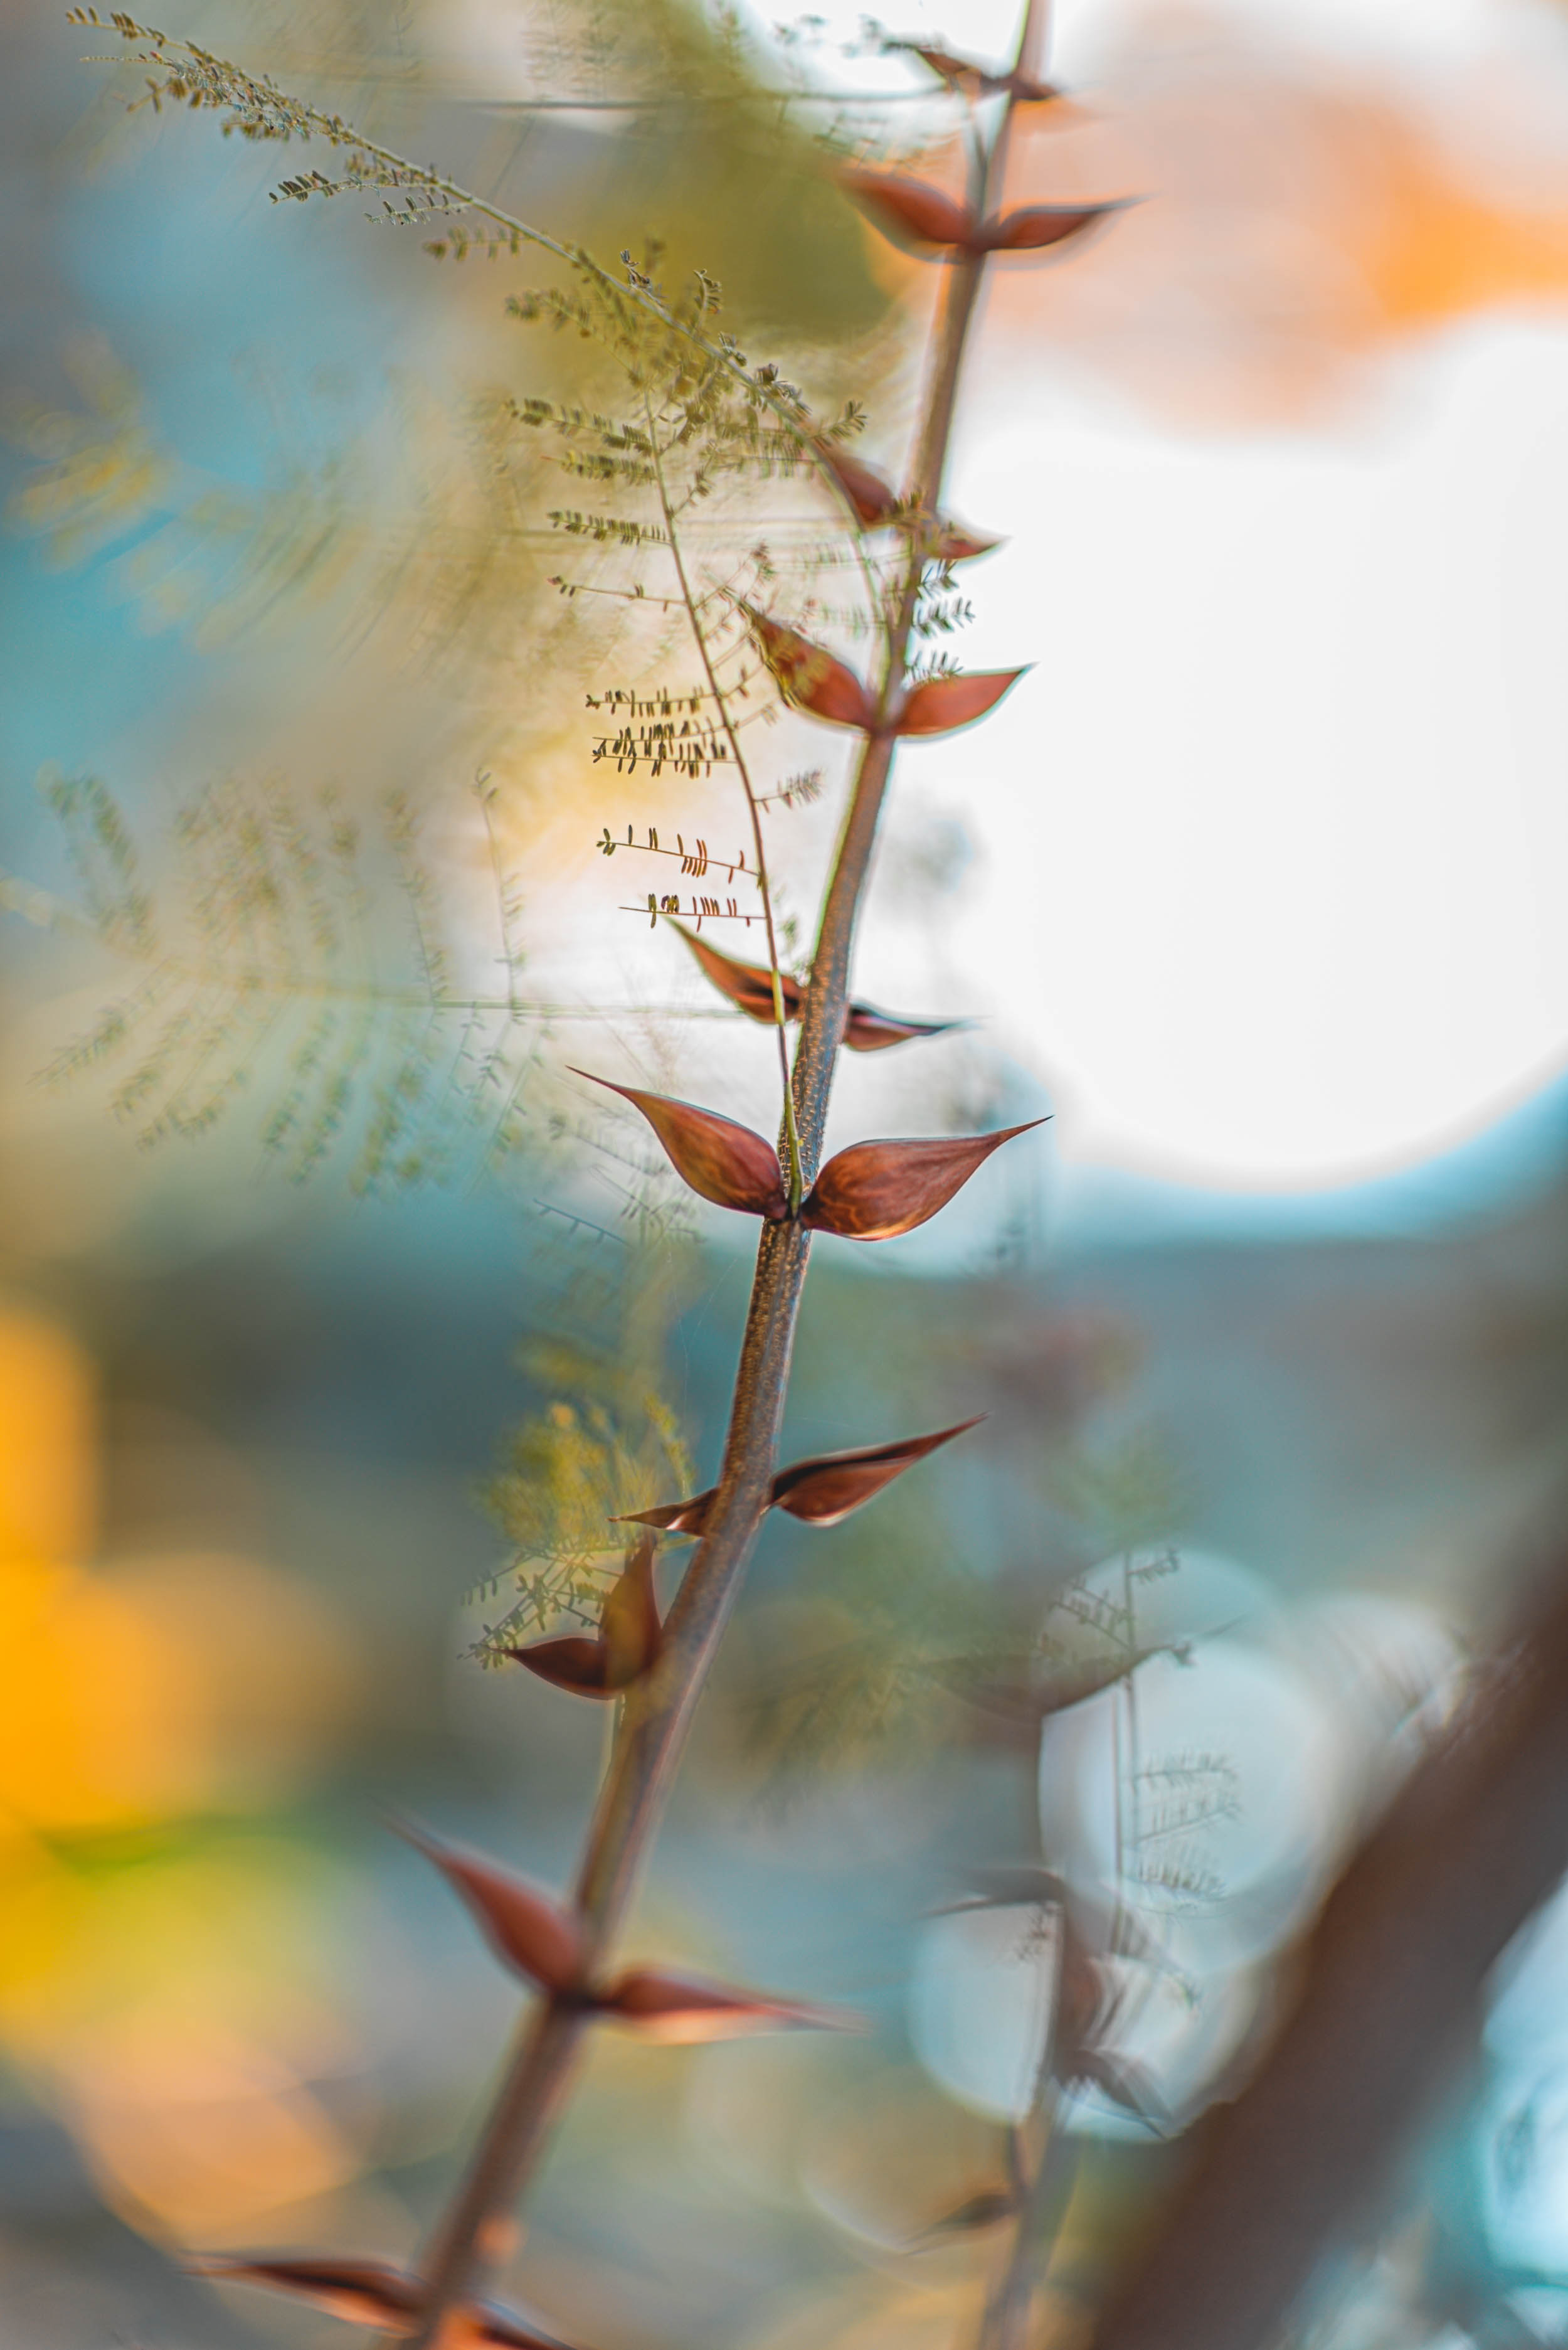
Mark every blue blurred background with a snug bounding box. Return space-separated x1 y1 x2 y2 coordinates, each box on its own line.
4 1 1568 2345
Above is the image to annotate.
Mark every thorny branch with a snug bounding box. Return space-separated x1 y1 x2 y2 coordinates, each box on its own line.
399 11 1055 2347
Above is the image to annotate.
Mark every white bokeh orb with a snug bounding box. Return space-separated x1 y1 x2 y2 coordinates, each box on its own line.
1292 1592 1467 1809
1038 1635 1347 1967
909 1901 1056 2125
908 1896 1266 2135
1047 1546 1274 1652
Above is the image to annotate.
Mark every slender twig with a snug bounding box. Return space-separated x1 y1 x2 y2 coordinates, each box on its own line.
982 2090 1077 2350
1 863 746 1018
979 1515 1143 2350
396 9 1049 2339
65 6 1063 2339
475 774 523 1019
978 1903 1066 2350
474 87 994 112
642 394 805 1208
83 18 880 550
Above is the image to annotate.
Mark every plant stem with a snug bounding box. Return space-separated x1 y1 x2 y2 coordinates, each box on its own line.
981 2096 1078 2350
400 9 1044 2334
977 1876 1076 2350
642 396 804 1210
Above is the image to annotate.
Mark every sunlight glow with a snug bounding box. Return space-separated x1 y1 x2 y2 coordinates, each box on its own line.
777 0 1568 1195
934 322 1568 1189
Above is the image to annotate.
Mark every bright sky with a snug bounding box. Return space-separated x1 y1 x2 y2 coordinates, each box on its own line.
774 0 1568 1196
938 321 1568 1191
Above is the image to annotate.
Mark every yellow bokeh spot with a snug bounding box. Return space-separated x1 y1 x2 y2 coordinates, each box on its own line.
0 1556 202 1837
0 1309 96 1565
0 1305 373 2235
0 1303 358 1837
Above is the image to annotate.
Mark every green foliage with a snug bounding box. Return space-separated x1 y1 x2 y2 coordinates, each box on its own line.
40 767 156 955
476 1391 692 1657
63 3 913 654
69 6 457 200
730 1414 1014 1795
498 243 866 553
4 223 891 1182
736 1614 952 1790
474 1194 697 1656
45 0 1032 1762
21 9 940 1210
1047 1426 1194 1556
736 1585 997 1797
72 4 890 341
19 768 542 1188
732 1440 1198 1796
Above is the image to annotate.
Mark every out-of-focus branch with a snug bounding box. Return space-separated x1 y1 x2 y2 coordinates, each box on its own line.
1088 1519 1568 2350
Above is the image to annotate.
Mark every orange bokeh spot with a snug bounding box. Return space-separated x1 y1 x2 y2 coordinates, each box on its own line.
0 1556 201 1837
0 1311 96 1566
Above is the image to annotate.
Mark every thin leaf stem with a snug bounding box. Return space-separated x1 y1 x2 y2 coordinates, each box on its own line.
982 2093 1076 2350
92 20 879 551
642 397 804 1211
475 774 522 1019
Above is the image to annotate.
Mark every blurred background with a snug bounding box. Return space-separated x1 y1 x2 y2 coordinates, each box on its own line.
4 0 1568 2343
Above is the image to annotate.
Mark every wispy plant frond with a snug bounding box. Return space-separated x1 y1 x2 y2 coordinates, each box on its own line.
475 1390 694 1659
474 1171 697 1657
19 770 549 1188
1047 1429 1193 1557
